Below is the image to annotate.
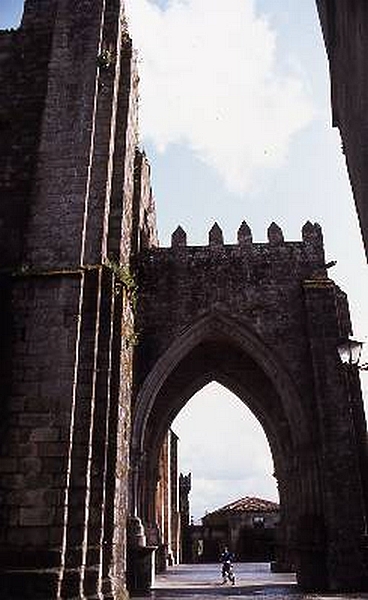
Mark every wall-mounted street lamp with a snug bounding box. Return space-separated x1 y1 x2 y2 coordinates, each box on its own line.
337 337 368 528
337 338 368 370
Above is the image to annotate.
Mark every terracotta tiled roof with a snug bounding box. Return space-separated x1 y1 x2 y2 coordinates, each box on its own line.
204 496 279 518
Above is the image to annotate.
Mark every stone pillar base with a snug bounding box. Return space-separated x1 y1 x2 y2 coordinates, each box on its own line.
127 516 157 594
156 543 167 573
127 546 157 595
296 549 328 591
270 560 294 573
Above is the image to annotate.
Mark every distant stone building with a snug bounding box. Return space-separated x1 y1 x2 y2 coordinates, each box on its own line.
199 497 280 562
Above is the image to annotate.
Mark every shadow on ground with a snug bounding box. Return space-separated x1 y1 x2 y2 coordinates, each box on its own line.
149 583 298 596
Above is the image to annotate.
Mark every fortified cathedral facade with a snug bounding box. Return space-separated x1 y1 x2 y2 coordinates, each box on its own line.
0 1 368 599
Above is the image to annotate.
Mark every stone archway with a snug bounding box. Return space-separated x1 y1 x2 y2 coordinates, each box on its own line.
129 224 368 593
131 309 322 587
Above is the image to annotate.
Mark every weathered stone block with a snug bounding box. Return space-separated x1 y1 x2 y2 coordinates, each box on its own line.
0 458 17 473
19 507 55 527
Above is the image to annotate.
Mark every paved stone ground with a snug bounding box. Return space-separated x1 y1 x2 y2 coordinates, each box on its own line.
136 563 368 600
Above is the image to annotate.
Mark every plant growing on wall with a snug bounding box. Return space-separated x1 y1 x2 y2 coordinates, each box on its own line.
105 259 138 311
97 48 114 70
105 259 139 347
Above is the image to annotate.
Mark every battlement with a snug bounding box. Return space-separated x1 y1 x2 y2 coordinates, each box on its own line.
170 220 323 250
137 221 332 347
144 220 328 283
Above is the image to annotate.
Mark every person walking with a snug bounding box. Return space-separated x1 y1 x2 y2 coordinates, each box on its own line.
220 546 235 585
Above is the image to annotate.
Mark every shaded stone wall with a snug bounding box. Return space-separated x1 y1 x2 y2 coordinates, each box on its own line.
136 221 328 391
155 430 181 571
131 150 158 258
0 5 56 266
155 433 170 571
170 430 181 565
0 1 157 598
316 0 368 258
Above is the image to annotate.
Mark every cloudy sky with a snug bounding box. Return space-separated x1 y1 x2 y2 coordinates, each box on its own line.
2 0 368 521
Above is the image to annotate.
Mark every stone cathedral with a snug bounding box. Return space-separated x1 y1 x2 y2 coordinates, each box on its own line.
1 1 368 599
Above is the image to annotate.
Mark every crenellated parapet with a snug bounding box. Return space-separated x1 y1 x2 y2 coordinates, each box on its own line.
167 220 326 280
171 220 323 246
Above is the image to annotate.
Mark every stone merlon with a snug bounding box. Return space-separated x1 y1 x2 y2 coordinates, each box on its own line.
165 221 325 280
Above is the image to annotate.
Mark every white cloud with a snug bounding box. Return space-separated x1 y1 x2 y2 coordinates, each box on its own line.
172 383 278 520
125 0 314 193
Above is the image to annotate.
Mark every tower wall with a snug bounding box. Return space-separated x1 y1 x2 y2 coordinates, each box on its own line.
0 1 157 597
0 6 56 266
316 0 368 259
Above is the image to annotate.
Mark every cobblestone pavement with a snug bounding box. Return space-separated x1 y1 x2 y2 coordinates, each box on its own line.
136 563 368 600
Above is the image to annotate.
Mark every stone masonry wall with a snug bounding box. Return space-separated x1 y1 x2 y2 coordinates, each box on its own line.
0 9 56 267
0 275 81 589
135 221 368 590
0 0 156 597
316 0 368 259
131 150 159 258
136 221 334 400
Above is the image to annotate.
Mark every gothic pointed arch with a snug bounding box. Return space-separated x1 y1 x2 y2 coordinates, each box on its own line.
132 307 311 460
130 307 318 538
